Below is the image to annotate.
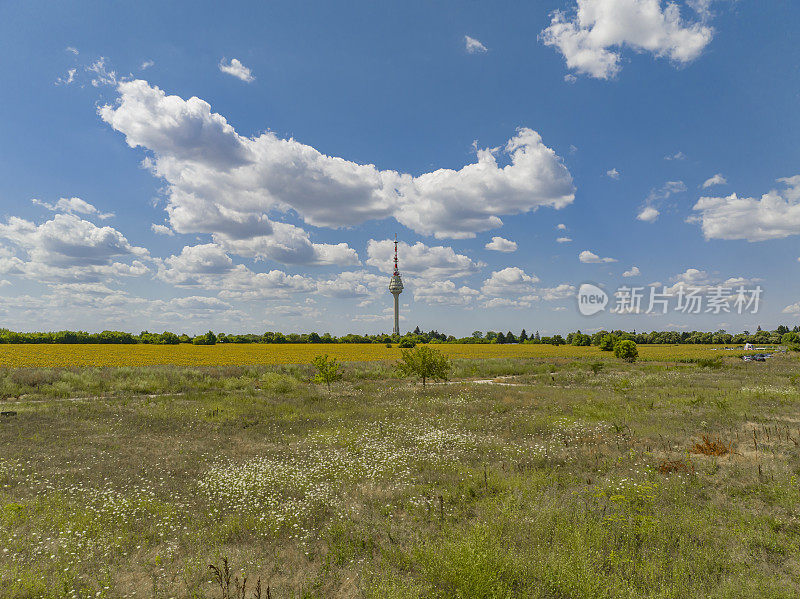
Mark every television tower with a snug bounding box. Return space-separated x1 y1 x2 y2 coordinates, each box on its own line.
388 235 403 336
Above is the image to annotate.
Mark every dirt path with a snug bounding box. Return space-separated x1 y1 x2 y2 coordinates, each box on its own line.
1 391 186 406
0 376 531 409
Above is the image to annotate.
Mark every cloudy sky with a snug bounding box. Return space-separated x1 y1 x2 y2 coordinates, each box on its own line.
1 0 799 335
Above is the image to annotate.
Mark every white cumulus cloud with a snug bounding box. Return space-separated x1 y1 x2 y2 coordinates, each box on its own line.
637 180 685 223
702 173 727 188
158 243 316 298
622 266 640 277
691 176 800 241
579 250 616 263
485 236 518 252
317 271 386 299
87 57 118 87
481 267 539 298
55 68 77 86
0 213 148 282
99 80 574 246
637 206 660 222
366 239 483 279
659 268 760 295
783 302 800 315
540 283 576 301
540 0 713 80
32 197 113 219
151 224 174 236
413 280 479 306
213 221 360 267
219 58 254 82
465 35 488 53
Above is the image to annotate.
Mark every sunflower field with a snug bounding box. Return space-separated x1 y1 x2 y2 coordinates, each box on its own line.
0 342 741 367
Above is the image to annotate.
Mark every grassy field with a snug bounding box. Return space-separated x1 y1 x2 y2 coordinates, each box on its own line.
1 351 799 597
0 342 749 367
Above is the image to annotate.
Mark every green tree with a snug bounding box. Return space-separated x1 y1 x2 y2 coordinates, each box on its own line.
396 345 450 389
160 331 180 345
311 354 343 392
192 330 217 345
614 340 638 363
781 332 799 345
599 334 618 351
571 331 591 346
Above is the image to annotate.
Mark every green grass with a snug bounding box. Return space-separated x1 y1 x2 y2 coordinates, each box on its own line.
1 354 800 597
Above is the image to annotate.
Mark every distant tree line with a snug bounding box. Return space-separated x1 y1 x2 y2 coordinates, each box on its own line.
0 325 796 346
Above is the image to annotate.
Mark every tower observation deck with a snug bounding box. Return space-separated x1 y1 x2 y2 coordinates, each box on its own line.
388 235 403 336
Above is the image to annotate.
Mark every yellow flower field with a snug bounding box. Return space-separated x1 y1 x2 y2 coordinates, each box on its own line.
0 343 743 368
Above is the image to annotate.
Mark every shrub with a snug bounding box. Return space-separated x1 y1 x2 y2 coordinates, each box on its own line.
396 345 450 388
398 338 416 348
588 361 604 375
599 334 618 351
614 340 638 363
658 459 694 474
690 435 733 456
694 357 724 369
311 354 343 392
10 368 60 389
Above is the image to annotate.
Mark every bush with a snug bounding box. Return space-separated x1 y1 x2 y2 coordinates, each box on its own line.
599 334 618 351
588 361 604 375
311 354 342 392
10 368 60 389
398 338 416 348
396 345 450 388
614 340 638 363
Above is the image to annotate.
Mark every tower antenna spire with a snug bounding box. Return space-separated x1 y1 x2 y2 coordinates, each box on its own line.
393 233 399 275
388 233 404 336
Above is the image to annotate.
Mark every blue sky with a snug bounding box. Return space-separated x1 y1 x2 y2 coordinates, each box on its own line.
1 0 799 335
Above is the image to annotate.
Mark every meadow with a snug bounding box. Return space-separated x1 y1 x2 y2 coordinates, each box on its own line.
1 349 799 597
0 342 742 368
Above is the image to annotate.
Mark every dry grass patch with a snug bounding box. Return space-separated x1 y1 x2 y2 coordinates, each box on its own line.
690 435 734 456
658 458 695 474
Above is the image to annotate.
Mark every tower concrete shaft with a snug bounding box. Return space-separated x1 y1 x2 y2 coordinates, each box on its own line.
388 235 403 335
393 292 400 335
